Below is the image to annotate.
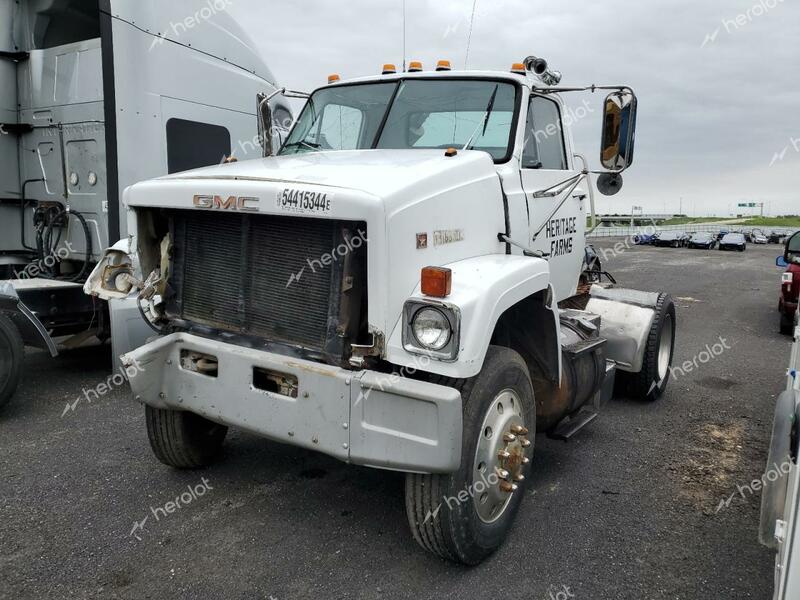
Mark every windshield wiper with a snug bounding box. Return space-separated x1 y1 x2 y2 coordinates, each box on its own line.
463 84 499 151
282 140 321 153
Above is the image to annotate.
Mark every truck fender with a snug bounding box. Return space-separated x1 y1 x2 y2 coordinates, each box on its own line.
386 254 553 379
585 285 659 372
0 282 58 357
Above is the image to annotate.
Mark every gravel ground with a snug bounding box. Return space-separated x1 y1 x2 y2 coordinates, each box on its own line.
0 240 788 600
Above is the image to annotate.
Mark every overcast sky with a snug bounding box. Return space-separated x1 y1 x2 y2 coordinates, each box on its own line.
230 0 799 216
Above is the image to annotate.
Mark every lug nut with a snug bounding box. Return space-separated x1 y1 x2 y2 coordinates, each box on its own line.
496 468 510 479
503 433 517 443
497 450 511 460
514 474 525 482
499 481 518 493
521 439 531 448
511 425 529 435
522 457 530 465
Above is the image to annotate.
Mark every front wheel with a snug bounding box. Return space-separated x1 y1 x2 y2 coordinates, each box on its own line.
145 406 228 468
619 293 676 401
0 314 24 411
405 346 535 565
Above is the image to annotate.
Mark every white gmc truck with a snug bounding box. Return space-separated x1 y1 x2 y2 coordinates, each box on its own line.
86 56 676 564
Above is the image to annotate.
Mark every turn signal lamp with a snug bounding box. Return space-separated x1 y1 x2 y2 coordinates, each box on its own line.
436 60 452 71
510 62 526 75
382 63 397 74
408 60 423 72
421 267 452 298
328 73 340 84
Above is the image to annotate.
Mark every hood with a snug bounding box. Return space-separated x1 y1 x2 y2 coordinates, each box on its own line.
157 149 499 207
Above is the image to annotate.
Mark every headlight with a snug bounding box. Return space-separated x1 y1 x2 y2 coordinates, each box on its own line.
412 307 451 350
402 300 460 361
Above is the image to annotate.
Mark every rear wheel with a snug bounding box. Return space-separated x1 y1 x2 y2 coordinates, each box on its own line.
405 346 535 565
781 313 794 335
619 293 676 401
0 314 24 411
145 406 228 468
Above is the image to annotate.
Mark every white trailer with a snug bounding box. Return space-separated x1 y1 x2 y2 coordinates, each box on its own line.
86 56 676 564
0 0 291 408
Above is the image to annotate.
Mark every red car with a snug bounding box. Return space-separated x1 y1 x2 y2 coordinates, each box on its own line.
778 231 800 334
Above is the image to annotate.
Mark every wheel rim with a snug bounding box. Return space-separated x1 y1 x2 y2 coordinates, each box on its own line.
657 313 673 381
472 389 530 524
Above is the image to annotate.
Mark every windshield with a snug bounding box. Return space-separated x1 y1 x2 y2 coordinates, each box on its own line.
279 79 519 161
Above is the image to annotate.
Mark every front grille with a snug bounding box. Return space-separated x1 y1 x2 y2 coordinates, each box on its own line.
166 210 365 355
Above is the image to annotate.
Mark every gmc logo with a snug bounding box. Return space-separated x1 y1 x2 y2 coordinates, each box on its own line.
192 195 259 212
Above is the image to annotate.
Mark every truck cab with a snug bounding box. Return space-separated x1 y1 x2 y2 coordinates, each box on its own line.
85 57 675 565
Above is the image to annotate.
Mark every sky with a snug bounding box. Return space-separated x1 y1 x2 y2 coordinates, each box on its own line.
228 0 799 217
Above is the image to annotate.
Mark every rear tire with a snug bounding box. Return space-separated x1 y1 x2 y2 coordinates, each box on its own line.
781 313 794 335
405 346 535 565
619 293 676 401
0 314 24 411
145 406 228 468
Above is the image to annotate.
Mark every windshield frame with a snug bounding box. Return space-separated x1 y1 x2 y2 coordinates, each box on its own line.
279 76 524 164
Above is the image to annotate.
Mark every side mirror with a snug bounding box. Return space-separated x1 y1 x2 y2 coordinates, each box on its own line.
600 90 637 171
785 231 800 264
257 92 273 157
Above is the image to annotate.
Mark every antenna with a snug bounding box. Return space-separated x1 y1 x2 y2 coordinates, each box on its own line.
402 0 406 72
464 0 478 69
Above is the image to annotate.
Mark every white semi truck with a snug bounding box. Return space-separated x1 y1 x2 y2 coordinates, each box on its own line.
86 56 676 564
0 0 291 409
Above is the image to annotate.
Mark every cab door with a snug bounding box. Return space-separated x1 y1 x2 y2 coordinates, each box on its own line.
518 94 586 301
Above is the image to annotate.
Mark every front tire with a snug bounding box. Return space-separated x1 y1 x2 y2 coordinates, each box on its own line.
145 406 228 468
619 293 676 401
0 314 24 411
405 346 535 565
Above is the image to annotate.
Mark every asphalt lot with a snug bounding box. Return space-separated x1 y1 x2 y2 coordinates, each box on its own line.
0 240 790 600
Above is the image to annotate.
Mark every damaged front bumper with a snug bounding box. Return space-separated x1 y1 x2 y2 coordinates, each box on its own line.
122 332 463 474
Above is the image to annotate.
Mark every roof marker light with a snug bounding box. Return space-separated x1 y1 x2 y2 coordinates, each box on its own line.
382 63 397 74
435 60 451 71
408 60 423 72
328 73 340 84
510 62 526 75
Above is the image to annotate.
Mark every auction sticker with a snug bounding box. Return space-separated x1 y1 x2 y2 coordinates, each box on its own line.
276 188 333 214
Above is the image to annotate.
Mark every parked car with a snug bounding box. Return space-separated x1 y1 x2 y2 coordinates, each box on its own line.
654 231 689 248
687 232 717 249
719 232 747 251
742 227 754 242
634 232 657 245
717 228 730 241
768 231 787 244
777 232 800 334
752 229 768 244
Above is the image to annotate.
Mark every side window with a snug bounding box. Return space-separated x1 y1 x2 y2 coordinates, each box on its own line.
312 105 363 150
166 118 231 174
522 96 567 170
